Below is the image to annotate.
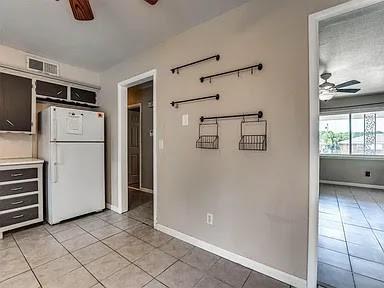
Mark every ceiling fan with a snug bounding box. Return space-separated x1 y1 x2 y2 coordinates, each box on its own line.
319 72 361 101
68 0 159 21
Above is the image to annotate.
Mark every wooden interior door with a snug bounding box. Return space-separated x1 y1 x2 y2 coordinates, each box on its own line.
128 108 140 188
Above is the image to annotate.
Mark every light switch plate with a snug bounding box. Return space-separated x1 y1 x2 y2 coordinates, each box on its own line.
159 139 164 150
182 114 189 126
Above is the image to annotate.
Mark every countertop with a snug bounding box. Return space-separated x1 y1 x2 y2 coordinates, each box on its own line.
0 158 44 166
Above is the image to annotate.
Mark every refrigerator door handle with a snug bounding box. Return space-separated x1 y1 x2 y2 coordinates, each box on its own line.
51 143 58 183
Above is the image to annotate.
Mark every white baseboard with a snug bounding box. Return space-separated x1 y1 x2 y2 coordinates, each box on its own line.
320 180 384 190
106 203 123 214
155 224 306 288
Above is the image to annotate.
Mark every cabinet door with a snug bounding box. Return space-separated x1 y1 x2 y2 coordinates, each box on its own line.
70 87 96 104
36 80 67 100
0 73 32 132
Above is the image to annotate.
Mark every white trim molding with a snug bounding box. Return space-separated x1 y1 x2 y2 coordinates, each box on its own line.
106 203 122 214
117 69 158 226
156 224 306 288
307 1 384 287
320 180 384 190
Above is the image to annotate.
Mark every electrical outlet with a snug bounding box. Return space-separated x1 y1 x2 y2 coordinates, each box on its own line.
207 213 213 225
365 171 371 177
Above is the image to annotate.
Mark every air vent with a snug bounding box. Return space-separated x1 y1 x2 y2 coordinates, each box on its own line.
26 56 60 76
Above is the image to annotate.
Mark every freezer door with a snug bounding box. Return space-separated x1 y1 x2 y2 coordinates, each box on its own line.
48 142 105 224
50 106 104 142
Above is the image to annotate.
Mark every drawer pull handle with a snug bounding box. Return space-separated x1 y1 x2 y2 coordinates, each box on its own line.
11 201 24 205
11 173 23 177
11 187 24 191
12 215 24 219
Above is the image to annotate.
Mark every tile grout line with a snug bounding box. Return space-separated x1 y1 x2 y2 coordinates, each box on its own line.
62 205 160 287
3 202 260 288
9 233 44 288
363 189 384 254
54 211 155 288
350 187 384 256
240 269 252 288
41 224 105 288
335 186 357 288
338 186 384 286
0 204 153 287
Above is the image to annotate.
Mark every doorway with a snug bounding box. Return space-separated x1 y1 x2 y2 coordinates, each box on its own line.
127 81 154 224
117 69 157 226
308 1 384 288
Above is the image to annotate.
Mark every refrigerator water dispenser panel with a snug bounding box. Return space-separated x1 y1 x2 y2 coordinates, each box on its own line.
66 113 83 135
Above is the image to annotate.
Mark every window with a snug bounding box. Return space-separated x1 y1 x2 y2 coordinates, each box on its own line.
320 111 384 156
320 114 350 155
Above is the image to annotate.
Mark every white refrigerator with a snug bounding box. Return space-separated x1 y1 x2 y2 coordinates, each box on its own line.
38 106 105 225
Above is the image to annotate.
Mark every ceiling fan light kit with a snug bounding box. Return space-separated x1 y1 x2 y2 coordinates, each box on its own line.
319 72 361 101
319 90 335 101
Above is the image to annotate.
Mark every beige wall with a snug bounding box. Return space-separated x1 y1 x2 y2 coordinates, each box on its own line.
320 157 384 186
100 0 348 281
0 44 100 159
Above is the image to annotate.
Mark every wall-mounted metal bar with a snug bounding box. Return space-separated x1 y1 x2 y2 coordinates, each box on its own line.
171 94 220 108
200 63 263 83
200 111 263 122
171 54 220 74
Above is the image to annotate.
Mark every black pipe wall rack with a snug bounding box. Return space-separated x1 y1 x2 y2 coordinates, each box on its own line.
200 111 263 122
239 119 267 151
171 94 220 108
171 54 220 74
200 63 263 83
196 121 219 149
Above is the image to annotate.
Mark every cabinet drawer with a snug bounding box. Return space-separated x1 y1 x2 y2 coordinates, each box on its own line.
0 168 37 182
0 207 38 228
0 181 38 197
0 194 38 212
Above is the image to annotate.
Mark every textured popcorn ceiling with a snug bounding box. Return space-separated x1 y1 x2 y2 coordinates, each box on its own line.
0 0 249 71
320 2 384 97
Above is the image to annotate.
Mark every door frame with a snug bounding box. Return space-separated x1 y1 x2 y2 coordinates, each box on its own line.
127 103 142 191
117 69 157 226
307 1 384 287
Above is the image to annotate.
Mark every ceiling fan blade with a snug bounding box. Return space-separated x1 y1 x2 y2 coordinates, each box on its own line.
144 0 159 5
336 88 361 93
69 0 94 21
335 80 360 89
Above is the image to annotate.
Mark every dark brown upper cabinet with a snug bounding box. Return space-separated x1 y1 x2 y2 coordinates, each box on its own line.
70 87 96 104
0 73 32 132
36 80 67 100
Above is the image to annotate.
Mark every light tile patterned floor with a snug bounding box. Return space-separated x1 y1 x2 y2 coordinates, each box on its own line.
318 184 384 288
0 200 290 288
